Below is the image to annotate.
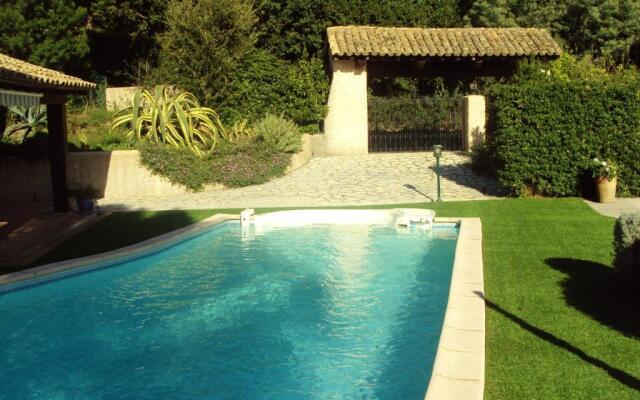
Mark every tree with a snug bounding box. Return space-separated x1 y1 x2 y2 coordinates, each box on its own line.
82 0 167 84
254 0 462 60
561 0 640 62
0 0 89 74
464 0 640 63
464 0 518 27
153 0 257 106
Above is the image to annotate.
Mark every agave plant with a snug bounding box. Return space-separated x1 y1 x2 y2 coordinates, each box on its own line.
111 86 227 157
3 106 47 143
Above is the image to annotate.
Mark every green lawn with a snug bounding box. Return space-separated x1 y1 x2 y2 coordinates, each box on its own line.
33 198 640 399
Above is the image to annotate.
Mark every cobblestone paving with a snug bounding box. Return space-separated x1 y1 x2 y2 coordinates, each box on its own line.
99 152 502 211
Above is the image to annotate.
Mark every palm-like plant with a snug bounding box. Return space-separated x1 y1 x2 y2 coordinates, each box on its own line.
111 86 227 157
3 106 47 143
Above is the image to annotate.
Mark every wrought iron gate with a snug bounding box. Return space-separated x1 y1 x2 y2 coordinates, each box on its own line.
368 95 464 152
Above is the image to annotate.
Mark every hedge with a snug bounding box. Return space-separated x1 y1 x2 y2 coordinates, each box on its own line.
487 79 640 197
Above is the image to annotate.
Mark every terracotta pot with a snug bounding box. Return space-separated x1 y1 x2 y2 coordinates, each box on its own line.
595 176 617 203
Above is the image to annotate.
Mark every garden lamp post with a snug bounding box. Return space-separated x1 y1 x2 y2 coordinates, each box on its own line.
433 145 443 202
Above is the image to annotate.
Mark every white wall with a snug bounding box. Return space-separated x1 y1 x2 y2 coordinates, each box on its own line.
463 95 486 151
323 59 369 155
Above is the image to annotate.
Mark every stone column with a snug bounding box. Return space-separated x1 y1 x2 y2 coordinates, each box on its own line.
463 95 486 151
323 59 368 155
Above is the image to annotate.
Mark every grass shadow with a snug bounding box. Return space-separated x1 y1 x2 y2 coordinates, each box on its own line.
476 291 640 392
546 258 639 339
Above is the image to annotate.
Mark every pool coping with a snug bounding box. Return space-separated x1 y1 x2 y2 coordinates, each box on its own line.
0 211 485 400
425 217 485 400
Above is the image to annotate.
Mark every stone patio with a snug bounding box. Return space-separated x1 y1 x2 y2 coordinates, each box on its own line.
98 152 501 211
583 198 640 218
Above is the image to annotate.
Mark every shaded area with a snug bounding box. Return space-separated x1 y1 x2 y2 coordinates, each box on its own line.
476 290 640 392
33 207 243 267
430 162 502 196
546 258 640 339
0 202 88 272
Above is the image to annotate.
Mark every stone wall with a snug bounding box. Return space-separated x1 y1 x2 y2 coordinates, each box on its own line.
105 87 139 111
0 135 313 202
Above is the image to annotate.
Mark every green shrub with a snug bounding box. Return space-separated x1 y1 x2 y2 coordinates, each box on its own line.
253 114 302 153
486 76 640 196
613 212 640 285
138 140 291 191
218 50 328 132
470 142 496 177
67 107 133 151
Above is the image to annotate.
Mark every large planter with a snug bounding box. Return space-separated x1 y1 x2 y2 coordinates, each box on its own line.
595 176 617 203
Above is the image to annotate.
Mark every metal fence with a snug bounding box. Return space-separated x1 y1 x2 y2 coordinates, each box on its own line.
368 95 464 152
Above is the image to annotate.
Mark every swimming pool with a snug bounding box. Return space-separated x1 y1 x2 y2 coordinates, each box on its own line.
0 212 460 400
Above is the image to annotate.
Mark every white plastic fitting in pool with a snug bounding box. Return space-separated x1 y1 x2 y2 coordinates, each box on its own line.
240 208 255 226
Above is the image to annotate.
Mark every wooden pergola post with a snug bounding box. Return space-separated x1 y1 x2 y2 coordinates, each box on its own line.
46 101 69 212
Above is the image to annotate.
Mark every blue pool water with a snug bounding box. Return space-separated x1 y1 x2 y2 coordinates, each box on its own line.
0 222 458 400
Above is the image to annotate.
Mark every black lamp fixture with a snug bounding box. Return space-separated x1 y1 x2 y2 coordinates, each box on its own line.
433 145 443 201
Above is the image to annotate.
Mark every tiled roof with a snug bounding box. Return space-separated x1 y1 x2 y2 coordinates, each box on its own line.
0 52 95 91
327 26 562 58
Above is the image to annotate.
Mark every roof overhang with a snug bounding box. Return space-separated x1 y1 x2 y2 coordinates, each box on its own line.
327 26 563 60
0 52 95 94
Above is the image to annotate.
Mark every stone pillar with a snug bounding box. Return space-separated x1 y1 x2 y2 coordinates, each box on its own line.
323 59 368 155
463 95 486 151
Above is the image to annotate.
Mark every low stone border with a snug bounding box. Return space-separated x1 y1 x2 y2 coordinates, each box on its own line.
425 217 485 400
0 214 237 288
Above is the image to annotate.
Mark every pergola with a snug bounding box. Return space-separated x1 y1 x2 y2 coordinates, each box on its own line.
0 53 95 212
323 26 563 155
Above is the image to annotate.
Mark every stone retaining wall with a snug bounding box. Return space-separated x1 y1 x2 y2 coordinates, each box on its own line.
0 135 313 202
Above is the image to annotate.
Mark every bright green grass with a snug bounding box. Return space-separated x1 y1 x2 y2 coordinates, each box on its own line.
32 198 640 399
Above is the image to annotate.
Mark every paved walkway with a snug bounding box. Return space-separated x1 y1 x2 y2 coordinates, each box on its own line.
99 152 501 211
584 198 640 218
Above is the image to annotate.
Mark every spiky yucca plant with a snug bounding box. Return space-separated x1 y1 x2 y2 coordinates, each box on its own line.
3 106 47 143
111 86 226 157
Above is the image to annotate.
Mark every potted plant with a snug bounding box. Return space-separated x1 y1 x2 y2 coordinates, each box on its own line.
590 158 618 203
69 185 101 214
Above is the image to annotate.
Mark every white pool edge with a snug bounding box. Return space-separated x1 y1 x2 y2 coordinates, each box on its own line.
425 217 485 400
0 211 485 400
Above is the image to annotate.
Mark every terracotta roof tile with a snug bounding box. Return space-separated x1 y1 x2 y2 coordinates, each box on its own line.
0 52 95 91
327 26 562 58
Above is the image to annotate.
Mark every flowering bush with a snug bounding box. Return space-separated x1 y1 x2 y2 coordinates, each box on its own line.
590 158 618 180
